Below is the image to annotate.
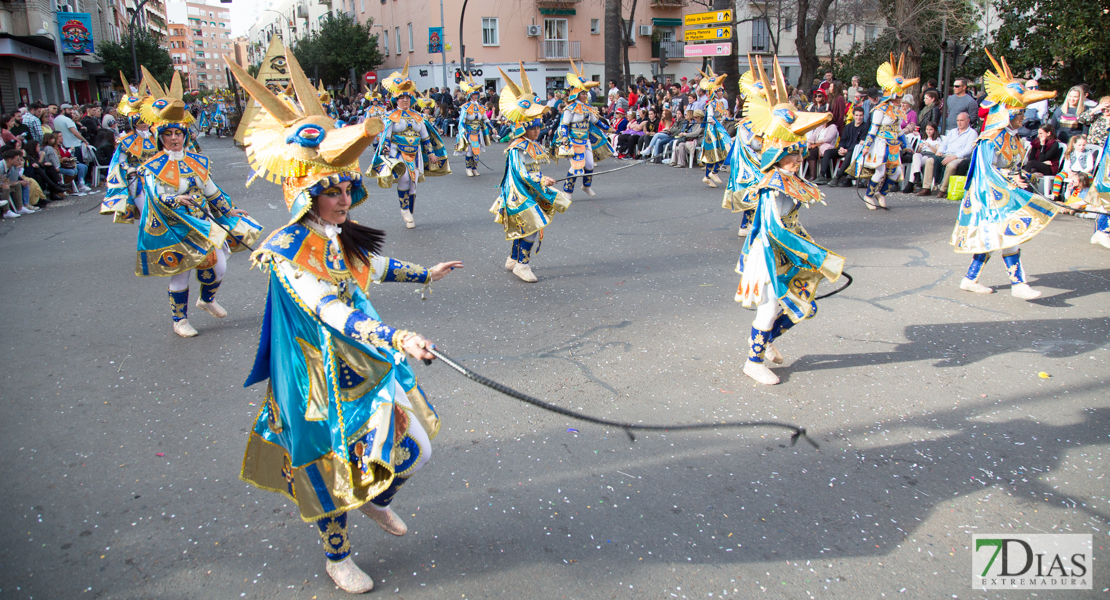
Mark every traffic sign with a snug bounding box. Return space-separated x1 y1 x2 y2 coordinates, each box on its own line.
683 42 732 58
684 26 731 42
364 71 377 85
684 10 732 26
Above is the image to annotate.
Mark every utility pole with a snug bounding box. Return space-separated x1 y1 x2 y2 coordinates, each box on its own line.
49 0 71 102
439 0 448 89
459 0 469 76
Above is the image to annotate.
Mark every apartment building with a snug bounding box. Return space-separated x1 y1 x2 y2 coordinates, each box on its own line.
166 23 198 89
166 0 232 90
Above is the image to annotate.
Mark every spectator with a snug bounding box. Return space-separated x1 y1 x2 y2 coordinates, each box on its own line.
627 86 638 110
22 138 65 201
1024 124 1063 177
904 122 942 193
916 111 977 197
847 76 863 104
2 148 37 216
93 127 116 165
818 71 835 94
79 104 101 141
828 82 848 136
808 89 829 113
1077 95 1110 147
1050 134 1098 199
1025 80 1050 123
615 107 646 157
805 119 838 183
828 107 869 186
635 107 661 156
641 108 677 160
607 80 619 108
679 77 690 94
900 94 918 133
39 132 69 198
21 103 44 143
48 132 89 195
945 78 980 132
861 88 880 119
1052 86 1088 144
101 107 118 134
917 90 941 133
671 109 704 168
2 112 21 145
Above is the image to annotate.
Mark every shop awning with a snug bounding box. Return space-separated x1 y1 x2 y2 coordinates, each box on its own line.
652 18 682 27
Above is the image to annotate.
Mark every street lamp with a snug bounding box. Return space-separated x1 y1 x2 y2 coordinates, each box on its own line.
45 0 71 102
128 0 157 81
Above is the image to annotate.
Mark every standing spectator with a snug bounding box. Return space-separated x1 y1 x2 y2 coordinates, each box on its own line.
945 78 980 132
847 76 863 104
52 107 91 193
828 82 848 136
2 112 21 145
861 88 880 120
21 103 44 143
101 107 118 134
607 80 619 108
79 104 101 141
1077 95 1109 147
916 111 977 197
828 107 869 186
679 77 690 94
917 90 941 133
1024 124 1063 177
818 71 834 94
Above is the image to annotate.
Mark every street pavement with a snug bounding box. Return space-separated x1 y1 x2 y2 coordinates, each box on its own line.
0 136 1107 599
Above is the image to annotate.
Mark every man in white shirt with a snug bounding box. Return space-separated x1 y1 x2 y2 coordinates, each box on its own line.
101 107 118 134
606 80 619 108
917 111 977 197
53 104 92 192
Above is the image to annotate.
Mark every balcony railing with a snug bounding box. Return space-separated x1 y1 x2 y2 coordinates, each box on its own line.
652 40 685 59
541 39 580 60
650 0 687 7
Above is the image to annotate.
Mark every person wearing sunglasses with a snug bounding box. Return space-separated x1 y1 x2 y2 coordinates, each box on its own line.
945 78 980 133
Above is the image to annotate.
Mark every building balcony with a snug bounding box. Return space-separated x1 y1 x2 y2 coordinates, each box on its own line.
649 0 687 7
536 0 580 4
539 39 580 61
652 40 685 59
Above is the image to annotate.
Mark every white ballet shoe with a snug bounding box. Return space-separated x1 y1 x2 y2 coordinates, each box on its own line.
959 278 993 294
709 172 722 184
358 504 408 536
737 226 750 237
512 262 538 283
505 256 517 270
466 169 475 177
400 209 415 229
767 344 784 365
325 556 374 593
173 319 199 338
702 177 717 188
583 187 595 197
1010 283 1041 300
196 299 227 318
876 195 887 208
743 361 780 385
1091 231 1110 249
472 169 480 177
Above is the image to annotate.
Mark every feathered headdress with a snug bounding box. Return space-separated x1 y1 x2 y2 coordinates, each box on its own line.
116 71 149 120
979 49 1057 135
316 81 332 104
138 67 195 136
875 53 919 98
498 62 547 133
224 52 384 223
747 55 831 172
416 90 437 111
697 65 727 92
565 60 599 97
382 58 417 101
459 71 482 95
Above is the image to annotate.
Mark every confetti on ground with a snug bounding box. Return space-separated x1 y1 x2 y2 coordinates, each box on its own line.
1038 372 1051 379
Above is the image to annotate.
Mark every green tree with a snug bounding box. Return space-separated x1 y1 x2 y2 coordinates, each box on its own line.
291 13 383 88
992 0 1110 96
247 64 261 78
96 31 175 89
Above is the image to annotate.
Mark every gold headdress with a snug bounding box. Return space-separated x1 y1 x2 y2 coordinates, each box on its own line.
316 80 331 104
565 60 599 98
116 71 149 118
875 53 919 98
224 52 384 223
382 58 417 100
459 71 482 95
363 83 383 102
747 55 831 171
498 62 547 127
416 89 437 111
138 67 195 135
697 65 728 92
980 49 1057 134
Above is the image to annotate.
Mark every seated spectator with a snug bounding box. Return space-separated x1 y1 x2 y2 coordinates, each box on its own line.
2 148 37 217
1024 124 1063 177
1050 134 1098 199
1052 86 1088 144
808 89 829 113
93 128 116 166
904 122 942 193
615 108 646 157
1 112 22 146
805 120 838 183
900 94 918 134
916 111 977 197
22 138 65 201
39 132 68 199
644 108 685 162
827 107 868 186
1078 95 1110 147
671 110 704 168
49 133 89 195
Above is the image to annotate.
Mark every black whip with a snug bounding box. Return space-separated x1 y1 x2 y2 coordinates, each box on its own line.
854 176 890 210
202 206 257 252
815 271 854 299
1049 199 1110 218
420 347 818 449
550 160 648 184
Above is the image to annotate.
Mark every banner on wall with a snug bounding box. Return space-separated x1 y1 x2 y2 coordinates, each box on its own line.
428 27 443 54
57 12 94 54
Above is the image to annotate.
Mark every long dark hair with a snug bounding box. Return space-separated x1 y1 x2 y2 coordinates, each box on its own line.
337 220 386 266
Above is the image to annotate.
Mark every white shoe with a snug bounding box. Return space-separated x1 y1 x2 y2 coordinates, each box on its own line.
738 226 750 237
3 210 20 218
0 199 8 209
709 172 722 184
72 189 87 197
466 169 474 177
504 256 517 270
357 504 408 536
325 556 374 593
1010 283 1041 300
1091 231 1110 249
583 187 595 197
472 169 479 177
196 298 228 318
18 206 36 215
400 209 415 229
173 319 199 338
78 185 92 193
512 262 538 283
767 344 784 365
959 278 993 294
743 361 780 385
702 177 717 188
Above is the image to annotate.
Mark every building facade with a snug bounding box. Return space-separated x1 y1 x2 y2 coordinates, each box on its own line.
165 0 231 90
166 23 197 89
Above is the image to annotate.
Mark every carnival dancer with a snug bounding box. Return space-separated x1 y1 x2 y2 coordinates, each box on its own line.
952 51 1060 299
101 71 157 224
552 61 613 198
133 66 263 337
491 64 572 283
364 86 388 121
723 58 769 238
1085 135 1110 249
698 66 732 189
846 54 917 209
225 53 463 595
735 56 843 386
366 59 451 229
456 74 492 177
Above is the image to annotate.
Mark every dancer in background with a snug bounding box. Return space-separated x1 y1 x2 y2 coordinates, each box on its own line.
456 74 492 177
553 61 613 198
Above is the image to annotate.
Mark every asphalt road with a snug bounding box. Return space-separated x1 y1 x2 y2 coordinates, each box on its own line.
1 137 1107 600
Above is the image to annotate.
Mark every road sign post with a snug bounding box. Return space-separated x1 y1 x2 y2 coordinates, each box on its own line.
683 10 732 26
684 26 732 42
683 42 732 58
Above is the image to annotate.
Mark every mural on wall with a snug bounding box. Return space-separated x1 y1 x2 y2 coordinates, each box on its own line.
58 13 94 54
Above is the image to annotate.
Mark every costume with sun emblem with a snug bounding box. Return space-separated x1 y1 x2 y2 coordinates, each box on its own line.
228 52 448 594
101 71 157 225
131 67 264 338
952 51 1060 299
697 66 733 188
734 56 843 386
490 64 571 283
723 57 770 237
455 74 493 177
846 54 918 208
552 60 613 197
366 59 451 229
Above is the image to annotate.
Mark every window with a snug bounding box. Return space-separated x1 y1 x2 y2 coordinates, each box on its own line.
784 18 792 32
383 31 389 53
865 25 877 42
408 23 414 52
845 24 854 35
482 17 498 46
395 27 401 54
751 18 769 52
543 18 568 59
590 19 599 34
824 23 834 43
359 0 364 12
621 19 635 46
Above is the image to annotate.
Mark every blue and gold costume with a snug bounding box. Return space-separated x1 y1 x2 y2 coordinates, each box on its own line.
734 55 842 386
1085 134 1110 248
723 60 769 237
553 60 613 197
228 49 446 593
697 67 732 187
101 71 157 224
128 66 262 337
456 75 492 176
846 53 917 208
491 64 572 283
952 51 1060 299
365 59 450 229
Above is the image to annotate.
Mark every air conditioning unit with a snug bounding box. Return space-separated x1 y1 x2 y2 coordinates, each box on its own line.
526 24 541 37
59 3 75 12
639 24 653 36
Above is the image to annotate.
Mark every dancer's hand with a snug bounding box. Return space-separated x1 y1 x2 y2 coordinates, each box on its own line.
541 176 555 187
402 333 435 361
227 208 248 217
428 261 464 281
175 195 197 207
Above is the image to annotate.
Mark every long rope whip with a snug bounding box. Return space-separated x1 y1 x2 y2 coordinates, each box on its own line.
1048 199 1110 217
420 348 819 449
550 160 649 184
202 206 258 252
